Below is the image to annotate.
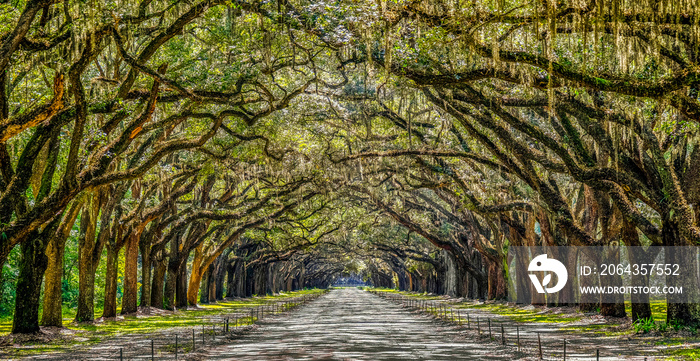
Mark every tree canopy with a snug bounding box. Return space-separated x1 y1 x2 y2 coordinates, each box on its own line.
1 0 700 335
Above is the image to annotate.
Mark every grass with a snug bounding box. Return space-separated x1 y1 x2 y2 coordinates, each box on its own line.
667 348 700 360
623 300 667 322
372 288 581 324
0 289 326 358
456 302 582 323
372 288 444 300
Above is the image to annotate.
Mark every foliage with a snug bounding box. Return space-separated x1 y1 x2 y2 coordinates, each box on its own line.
633 317 656 334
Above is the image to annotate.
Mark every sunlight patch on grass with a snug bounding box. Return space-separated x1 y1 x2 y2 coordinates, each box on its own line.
667 347 700 360
456 303 582 324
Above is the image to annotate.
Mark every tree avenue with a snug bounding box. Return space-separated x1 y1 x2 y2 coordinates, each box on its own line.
0 0 699 340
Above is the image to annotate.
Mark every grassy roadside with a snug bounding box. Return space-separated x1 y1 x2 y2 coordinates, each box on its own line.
370 288 700 360
370 288 672 329
0 289 326 358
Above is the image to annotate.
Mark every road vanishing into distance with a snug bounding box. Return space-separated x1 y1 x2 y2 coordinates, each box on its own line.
206 288 511 360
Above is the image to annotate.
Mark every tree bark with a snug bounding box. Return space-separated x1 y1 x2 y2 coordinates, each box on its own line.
12 232 48 333
12 219 58 333
102 243 119 318
199 266 211 304
121 233 140 314
139 238 152 308
226 263 235 298
664 219 700 326
599 247 626 317
486 257 507 300
75 198 100 322
176 260 189 309
151 256 167 308
41 201 82 326
41 239 65 327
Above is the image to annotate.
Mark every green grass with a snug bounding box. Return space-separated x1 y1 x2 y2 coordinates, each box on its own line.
371 288 443 300
0 289 326 358
456 302 582 323
667 347 700 360
623 300 667 322
372 288 581 323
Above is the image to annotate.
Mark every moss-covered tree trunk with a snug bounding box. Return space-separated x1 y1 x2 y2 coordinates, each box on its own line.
12 126 61 333
225 263 235 298
41 201 82 326
12 215 60 333
139 239 152 308
599 247 626 317
664 219 700 326
102 242 119 318
151 256 167 308
625 221 653 322
199 266 211 304
121 233 140 314
176 260 189 309
215 258 225 300
41 236 66 327
12 232 49 333
208 263 217 302
486 257 507 300
75 198 100 322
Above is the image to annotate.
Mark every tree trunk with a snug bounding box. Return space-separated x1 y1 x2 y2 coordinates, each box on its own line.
151 257 167 308
139 239 152 308
163 235 179 310
121 233 140 314
226 263 235 298
664 219 700 326
42 200 83 326
176 259 189 309
487 257 507 300
41 236 65 327
626 222 654 322
164 266 177 310
12 230 50 334
599 247 626 318
208 263 217 302
199 266 211 304
188 246 205 306
215 259 225 300
102 243 119 318
75 201 99 323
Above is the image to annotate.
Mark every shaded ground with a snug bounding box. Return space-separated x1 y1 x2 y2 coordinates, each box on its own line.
0 291 320 360
206 287 514 360
374 290 700 360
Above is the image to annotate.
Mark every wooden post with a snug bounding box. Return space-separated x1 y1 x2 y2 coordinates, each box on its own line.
488 318 492 339
501 324 505 345
151 339 154 360
563 339 566 361
175 334 178 360
193 328 195 351
202 325 205 344
212 324 215 341
119 348 123 361
477 317 481 335
538 332 542 359
467 314 470 329
596 349 599 360
517 326 520 351
458 310 461 325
